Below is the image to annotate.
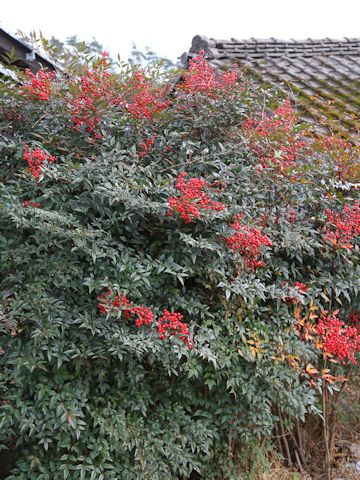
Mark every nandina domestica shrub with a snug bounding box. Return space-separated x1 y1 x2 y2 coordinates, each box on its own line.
0 43 359 480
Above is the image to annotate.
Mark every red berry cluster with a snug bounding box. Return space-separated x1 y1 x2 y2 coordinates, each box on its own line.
138 134 157 158
97 290 133 318
68 52 120 142
23 145 55 179
21 68 56 101
167 171 225 223
132 306 154 327
316 311 360 365
158 309 193 349
294 282 308 292
181 50 237 97
224 218 272 270
242 99 306 171
324 202 360 248
97 291 193 348
68 55 169 142
23 200 41 208
286 210 298 223
121 71 169 120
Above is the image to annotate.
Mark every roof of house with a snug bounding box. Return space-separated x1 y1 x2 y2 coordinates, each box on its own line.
183 35 360 136
0 26 57 77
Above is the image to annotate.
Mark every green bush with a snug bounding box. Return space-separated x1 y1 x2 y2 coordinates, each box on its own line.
0 46 359 479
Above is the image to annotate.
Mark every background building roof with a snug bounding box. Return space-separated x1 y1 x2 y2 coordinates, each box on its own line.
0 26 56 77
183 35 360 137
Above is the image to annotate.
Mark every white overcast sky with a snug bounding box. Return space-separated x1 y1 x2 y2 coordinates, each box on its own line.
1 0 360 62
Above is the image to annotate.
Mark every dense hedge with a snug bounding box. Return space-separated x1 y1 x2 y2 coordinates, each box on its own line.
0 47 359 479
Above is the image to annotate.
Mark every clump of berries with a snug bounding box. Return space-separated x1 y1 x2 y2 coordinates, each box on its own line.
97 290 192 348
168 171 225 223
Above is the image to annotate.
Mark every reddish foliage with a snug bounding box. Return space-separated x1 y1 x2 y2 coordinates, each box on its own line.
311 134 360 182
349 310 360 329
322 135 351 152
285 282 308 304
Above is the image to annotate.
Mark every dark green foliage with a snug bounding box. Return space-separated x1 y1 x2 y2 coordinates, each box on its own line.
0 46 358 479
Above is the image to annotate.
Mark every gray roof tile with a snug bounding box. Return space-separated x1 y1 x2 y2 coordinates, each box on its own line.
185 35 360 136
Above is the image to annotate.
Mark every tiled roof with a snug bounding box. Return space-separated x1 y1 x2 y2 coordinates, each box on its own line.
184 35 360 137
